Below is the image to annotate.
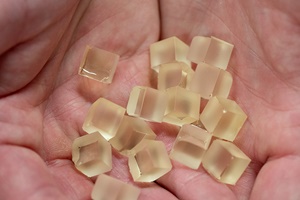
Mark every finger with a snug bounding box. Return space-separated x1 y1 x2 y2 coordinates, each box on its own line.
250 156 300 199
157 163 236 200
0 145 70 199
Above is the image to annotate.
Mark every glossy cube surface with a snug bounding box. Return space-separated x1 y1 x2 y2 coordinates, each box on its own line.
83 98 125 140
157 62 194 90
200 97 247 141
187 36 234 70
109 116 156 156
150 37 191 72
189 62 232 99
78 46 119 83
202 139 251 185
163 86 200 126
128 139 172 182
170 124 212 169
72 132 112 177
127 86 168 122
91 174 140 200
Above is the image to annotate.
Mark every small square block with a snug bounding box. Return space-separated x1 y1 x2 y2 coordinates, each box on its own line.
78 46 120 83
109 116 156 156
72 132 112 177
128 139 172 182
188 62 232 99
157 62 194 90
202 139 251 185
187 36 211 64
170 124 212 169
163 86 200 126
91 174 141 200
200 97 247 141
127 86 168 122
83 98 126 140
150 36 191 72
187 36 234 70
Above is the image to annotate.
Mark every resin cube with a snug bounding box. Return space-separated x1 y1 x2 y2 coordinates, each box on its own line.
200 97 247 141
188 62 232 99
170 124 212 169
91 174 140 200
128 139 172 182
150 36 191 72
187 36 234 70
202 139 251 185
187 36 211 64
127 86 168 122
83 98 125 140
78 46 120 83
109 116 156 156
163 86 200 126
72 132 112 177
157 62 194 90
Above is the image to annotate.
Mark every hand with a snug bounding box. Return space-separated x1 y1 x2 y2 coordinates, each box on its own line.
1 0 300 199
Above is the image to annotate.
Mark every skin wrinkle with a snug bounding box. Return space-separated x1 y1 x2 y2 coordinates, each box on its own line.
241 1 300 89
0 4 79 97
0 1 78 55
250 155 300 200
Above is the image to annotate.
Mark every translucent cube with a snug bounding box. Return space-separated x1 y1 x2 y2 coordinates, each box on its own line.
157 62 194 90
187 36 211 64
127 86 168 122
188 62 232 99
163 86 200 126
109 116 156 156
83 98 125 140
91 174 140 200
187 36 234 70
150 36 191 72
128 139 172 182
202 139 251 185
72 132 112 177
78 46 120 83
200 97 247 141
170 124 212 169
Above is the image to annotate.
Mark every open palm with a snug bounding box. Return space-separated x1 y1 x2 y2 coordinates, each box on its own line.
1 0 300 199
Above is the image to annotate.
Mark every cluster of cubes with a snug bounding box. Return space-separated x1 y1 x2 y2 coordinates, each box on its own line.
74 35 251 200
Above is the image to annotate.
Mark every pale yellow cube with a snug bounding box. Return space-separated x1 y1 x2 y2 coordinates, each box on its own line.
72 133 112 177
150 37 191 72
78 46 119 83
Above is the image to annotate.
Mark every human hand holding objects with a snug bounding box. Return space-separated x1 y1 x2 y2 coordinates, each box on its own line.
1 0 300 199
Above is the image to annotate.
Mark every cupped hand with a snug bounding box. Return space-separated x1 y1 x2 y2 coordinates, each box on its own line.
1 0 300 199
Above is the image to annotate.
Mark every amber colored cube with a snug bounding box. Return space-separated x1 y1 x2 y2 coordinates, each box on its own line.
163 86 200 126
109 116 156 156
91 174 140 200
150 36 191 72
170 124 212 169
188 62 232 99
128 139 172 182
202 139 251 185
83 98 126 140
157 62 194 90
78 46 120 83
187 36 234 70
127 86 168 122
72 132 112 177
187 36 211 64
200 97 247 141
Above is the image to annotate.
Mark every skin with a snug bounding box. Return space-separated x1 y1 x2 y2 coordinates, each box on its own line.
0 0 300 199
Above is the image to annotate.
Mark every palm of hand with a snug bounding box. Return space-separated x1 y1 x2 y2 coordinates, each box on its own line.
1 0 300 199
